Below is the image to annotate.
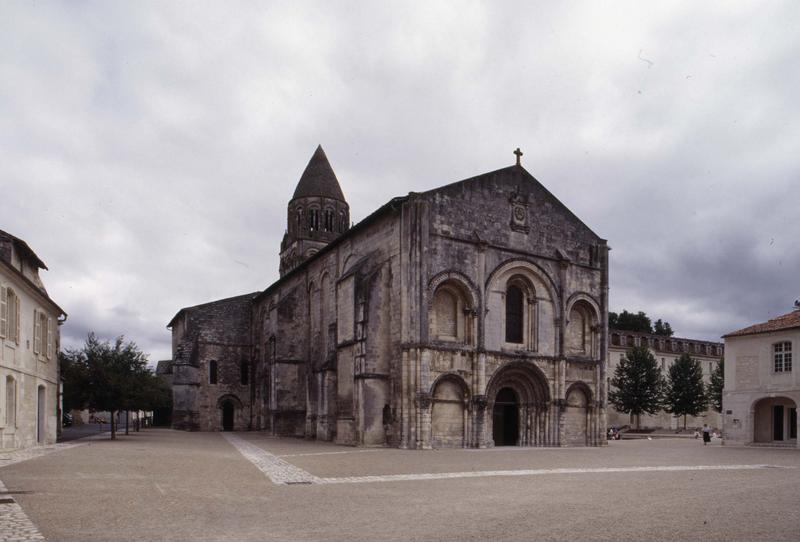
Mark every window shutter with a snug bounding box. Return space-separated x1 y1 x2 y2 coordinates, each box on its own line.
33 309 41 354
0 286 7 338
15 295 21 344
46 317 53 359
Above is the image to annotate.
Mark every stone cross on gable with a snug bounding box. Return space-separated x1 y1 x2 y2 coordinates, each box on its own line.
514 147 523 166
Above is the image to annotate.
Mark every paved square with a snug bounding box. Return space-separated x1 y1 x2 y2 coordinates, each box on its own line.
1 429 798 541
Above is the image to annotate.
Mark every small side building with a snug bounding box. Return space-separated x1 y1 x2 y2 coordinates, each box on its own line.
722 305 799 447
607 329 724 429
0 229 66 450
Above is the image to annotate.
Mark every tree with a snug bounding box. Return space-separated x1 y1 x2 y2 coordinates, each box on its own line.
608 345 665 429
60 333 151 439
664 353 708 429
125 369 172 431
60 351 88 415
653 319 674 337
610 310 653 333
707 358 724 413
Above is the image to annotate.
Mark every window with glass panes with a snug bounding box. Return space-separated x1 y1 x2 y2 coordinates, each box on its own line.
773 342 792 372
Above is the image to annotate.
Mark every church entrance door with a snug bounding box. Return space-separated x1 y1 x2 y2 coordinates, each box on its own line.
493 387 519 446
222 402 235 431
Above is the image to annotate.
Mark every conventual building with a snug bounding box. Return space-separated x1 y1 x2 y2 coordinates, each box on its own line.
168 146 610 448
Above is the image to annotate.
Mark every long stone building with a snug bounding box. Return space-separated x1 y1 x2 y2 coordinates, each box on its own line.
0 229 66 450
168 147 610 448
607 329 724 430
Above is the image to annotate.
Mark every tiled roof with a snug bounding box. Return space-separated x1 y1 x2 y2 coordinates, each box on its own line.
291 145 346 202
723 309 800 338
0 228 47 269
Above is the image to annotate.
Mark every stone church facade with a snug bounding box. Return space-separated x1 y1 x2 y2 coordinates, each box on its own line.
168 146 610 448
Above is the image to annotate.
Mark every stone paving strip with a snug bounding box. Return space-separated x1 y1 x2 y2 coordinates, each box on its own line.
222 433 794 486
277 449 383 458
317 463 793 484
0 479 45 541
222 432 322 484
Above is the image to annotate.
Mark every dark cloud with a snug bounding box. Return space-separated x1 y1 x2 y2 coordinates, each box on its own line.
1 2 797 361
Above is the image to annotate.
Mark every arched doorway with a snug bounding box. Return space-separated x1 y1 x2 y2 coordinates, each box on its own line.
753 397 797 444
222 401 235 431
486 361 552 447
37 386 46 444
493 387 519 446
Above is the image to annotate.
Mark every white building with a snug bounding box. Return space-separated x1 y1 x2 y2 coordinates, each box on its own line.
723 306 799 447
608 329 724 430
0 230 66 450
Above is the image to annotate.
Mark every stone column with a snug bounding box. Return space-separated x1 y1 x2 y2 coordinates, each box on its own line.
416 391 432 449
472 395 488 448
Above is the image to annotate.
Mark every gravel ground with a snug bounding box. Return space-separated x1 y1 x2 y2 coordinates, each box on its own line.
1 429 797 542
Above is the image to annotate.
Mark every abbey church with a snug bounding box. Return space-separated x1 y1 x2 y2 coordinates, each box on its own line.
167 146 610 448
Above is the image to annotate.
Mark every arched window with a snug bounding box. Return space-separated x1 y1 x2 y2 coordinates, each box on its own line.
307 209 320 232
429 280 473 344
209 360 218 385
566 301 598 357
505 284 524 343
241 360 250 385
339 212 347 232
433 289 458 339
324 209 334 232
567 305 587 354
296 208 304 231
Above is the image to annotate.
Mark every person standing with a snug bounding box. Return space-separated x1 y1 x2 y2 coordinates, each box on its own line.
702 424 711 445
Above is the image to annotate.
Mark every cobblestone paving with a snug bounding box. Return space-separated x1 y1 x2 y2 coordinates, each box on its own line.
0 480 45 541
222 433 321 485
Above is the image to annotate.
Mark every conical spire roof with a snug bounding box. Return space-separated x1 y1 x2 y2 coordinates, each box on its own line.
291 145 346 202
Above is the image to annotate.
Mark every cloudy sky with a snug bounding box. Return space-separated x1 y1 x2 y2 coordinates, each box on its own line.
2 1 798 363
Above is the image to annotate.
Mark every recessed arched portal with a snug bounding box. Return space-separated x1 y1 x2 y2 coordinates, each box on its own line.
487 361 552 447
493 387 519 446
217 394 242 432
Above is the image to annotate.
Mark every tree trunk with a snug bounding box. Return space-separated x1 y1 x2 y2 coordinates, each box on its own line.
683 414 687 430
125 410 130 435
110 410 116 440
135 412 140 432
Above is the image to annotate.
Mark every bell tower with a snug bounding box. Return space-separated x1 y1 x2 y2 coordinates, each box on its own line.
280 145 350 276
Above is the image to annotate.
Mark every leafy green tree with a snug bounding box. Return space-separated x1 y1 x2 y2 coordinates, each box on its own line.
610 310 653 333
664 353 708 429
608 345 665 429
60 351 88 415
707 358 724 413
125 370 171 431
653 319 674 337
60 333 151 439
